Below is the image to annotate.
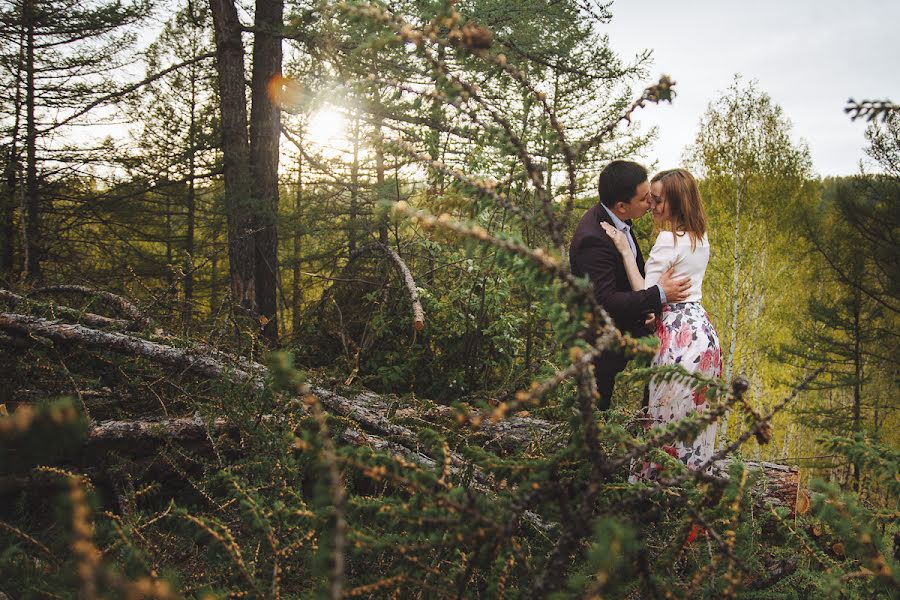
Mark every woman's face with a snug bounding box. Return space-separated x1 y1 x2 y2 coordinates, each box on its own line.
650 181 670 225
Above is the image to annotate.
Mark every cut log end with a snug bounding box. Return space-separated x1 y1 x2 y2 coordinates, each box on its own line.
713 459 807 516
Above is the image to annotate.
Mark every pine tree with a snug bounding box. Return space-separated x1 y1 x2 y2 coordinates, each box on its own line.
0 0 151 282
123 1 221 327
209 0 283 343
779 177 896 487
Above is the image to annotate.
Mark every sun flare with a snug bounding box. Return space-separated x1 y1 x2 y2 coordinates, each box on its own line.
306 108 348 157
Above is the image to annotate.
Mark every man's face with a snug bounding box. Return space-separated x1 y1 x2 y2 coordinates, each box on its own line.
617 180 651 220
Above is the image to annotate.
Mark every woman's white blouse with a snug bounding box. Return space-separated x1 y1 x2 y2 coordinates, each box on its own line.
644 231 709 303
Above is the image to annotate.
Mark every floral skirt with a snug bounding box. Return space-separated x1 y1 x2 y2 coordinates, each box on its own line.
632 302 722 481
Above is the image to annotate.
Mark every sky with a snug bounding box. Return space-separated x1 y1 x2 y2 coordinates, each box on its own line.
601 0 900 176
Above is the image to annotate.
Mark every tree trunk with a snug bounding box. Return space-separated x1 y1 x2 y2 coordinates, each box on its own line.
1 32 24 283
183 62 198 327
1 144 17 283
718 178 743 447
852 288 862 488
376 115 388 245
23 0 40 283
209 0 257 318
165 192 174 290
348 116 360 256
249 0 283 345
210 250 219 313
291 156 302 333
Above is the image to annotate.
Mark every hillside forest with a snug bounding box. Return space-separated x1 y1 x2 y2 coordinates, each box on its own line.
0 0 897 598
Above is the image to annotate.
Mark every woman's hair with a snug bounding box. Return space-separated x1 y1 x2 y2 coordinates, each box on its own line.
651 168 708 250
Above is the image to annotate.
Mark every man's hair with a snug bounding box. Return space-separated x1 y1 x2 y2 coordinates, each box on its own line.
598 160 648 208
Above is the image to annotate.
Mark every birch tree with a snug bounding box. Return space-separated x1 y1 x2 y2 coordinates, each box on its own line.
685 77 812 446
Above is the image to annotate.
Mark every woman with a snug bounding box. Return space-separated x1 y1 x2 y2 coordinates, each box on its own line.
600 168 722 479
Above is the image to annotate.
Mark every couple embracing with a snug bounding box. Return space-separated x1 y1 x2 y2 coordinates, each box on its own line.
569 160 722 477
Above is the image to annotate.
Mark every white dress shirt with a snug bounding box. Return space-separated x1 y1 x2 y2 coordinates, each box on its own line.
644 231 709 303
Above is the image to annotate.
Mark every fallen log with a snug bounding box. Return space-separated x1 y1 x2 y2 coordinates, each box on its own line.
0 290 131 329
0 312 511 492
55 415 807 517
88 414 232 442
0 312 558 459
712 459 809 516
26 285 147 328
1 311 809 516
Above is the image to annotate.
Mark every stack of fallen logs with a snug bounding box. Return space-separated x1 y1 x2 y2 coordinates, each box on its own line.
0 287 808 517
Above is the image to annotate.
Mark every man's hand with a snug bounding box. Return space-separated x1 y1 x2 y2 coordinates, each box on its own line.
659 266 691 303
643 313 656 330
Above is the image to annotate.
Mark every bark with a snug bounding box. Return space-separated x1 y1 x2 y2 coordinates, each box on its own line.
0 312 261 381
81 414 430 466
209 0 257 317
249 0 283 344
89 414 232 442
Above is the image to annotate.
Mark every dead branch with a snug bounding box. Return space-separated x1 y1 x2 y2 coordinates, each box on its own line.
350 243 426 330
1 289 131 329
378 243 425 330
25 286 148 328
0 312 259 383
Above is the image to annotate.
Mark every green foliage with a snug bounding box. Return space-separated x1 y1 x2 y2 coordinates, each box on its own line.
0 1 897 598
0 398 89 469
686 76 815 452
820 433 900 502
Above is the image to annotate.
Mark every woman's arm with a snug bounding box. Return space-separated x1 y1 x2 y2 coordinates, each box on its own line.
599 222 644 291
572 236 662 328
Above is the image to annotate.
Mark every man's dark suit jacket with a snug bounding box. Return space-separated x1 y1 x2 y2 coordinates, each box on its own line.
569 203 662 396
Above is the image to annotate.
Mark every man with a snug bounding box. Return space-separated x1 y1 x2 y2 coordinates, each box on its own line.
569 160 690 410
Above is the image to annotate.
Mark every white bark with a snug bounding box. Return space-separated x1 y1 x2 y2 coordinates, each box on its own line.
718 179 743 447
